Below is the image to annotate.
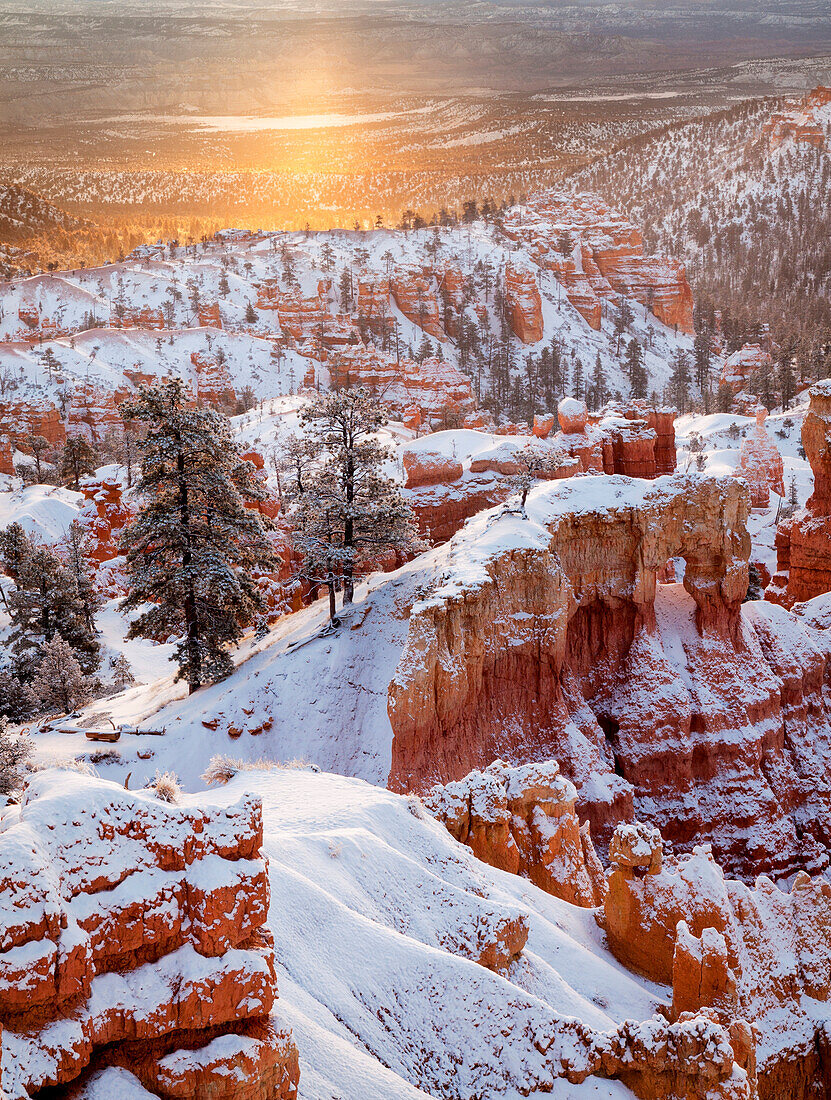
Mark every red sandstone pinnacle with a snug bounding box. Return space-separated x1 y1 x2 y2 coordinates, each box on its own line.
733 407 785 508
505 263 544 344
0 773 299 1100
603 818 831 1094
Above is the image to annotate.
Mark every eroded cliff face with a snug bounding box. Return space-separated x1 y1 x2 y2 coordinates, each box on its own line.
768 380 831 607
0 772 299 1100
387 473 831 880
603 821 831 1100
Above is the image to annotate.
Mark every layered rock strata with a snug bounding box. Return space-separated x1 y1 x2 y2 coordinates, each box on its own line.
767 380 831 605
503 192 694 334
603 820 831 1098
0 772 299 1100
388 472 831 881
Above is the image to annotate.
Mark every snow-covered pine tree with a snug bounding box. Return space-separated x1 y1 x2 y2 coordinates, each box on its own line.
293 387 423 622
61 434 97 490
61 520 99 636
0 717 31 797
7 529 100 676
119 379 277 692
31 635 94 714
109 653 135 692
505 442 565 515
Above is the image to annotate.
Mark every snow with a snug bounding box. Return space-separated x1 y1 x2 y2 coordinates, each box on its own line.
192 768 656 1099
0 483 82 543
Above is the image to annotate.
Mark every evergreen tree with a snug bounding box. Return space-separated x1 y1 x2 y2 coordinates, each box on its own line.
590 353 606 410
244 300 258 324
693 331 714 404
31 636 94 714
626 339 648 399
668 349 692 413
120 380 277 692
109 653 135 692
27 435 53 483
61 521 99 636
6 529 100 677
0 717 31 796
61 434 97 490
293 388 423 621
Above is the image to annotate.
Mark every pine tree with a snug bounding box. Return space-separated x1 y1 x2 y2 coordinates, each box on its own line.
7 530 100 676
31 636 93 714
591 353 606 410
244 300 258 324
0 717 31 796
109 653 135 692
0 522 33 580
668 349 692 413
61 521 99 636
61 434 97 490
505 443 564 514
626 339 648 399
119 379 277 692
27 435 53 483
293 388 423 621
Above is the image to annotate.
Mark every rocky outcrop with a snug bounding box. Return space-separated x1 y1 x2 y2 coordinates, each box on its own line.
331 346 477 427
387 471 831 881
425 759 606 907
402 449 464 488
78 475 133 564
767 380 831 605
503 192 694 334
0 772 299 1100
0 398 65 447
505 263 544 344
719 344 772 405
733 407 785 508
390 267 444 339
603 820 831 1098
191 349 237 408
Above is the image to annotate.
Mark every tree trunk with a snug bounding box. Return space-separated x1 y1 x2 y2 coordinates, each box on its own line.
178 441 200 692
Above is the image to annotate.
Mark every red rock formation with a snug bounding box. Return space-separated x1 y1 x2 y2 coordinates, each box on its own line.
733 407 785 508
0 398 65 448
503 192 694 334
505 263 543 344
603 820 831 1097
390 267 444 339
532 412 556 439
191 350 237 407
331 346 477 427
387 471 831 881
0 771 299 1100
66 382 128 442
719 344 771 402
197 301 223 328
356 275 395 339
425 759 606 907
402 449 464 488
77 475 133 564
404 471 513 544
767 380 831 605
0 435 14 476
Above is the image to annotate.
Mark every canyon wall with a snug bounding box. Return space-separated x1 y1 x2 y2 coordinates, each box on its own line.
388 472 831 881
768 379 831 605
0 771 299 1100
